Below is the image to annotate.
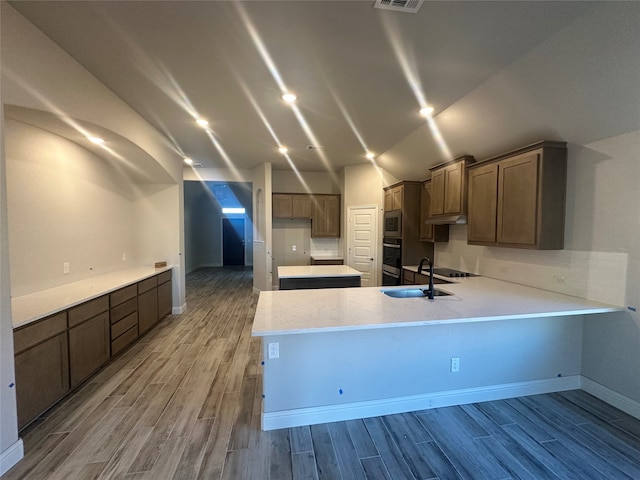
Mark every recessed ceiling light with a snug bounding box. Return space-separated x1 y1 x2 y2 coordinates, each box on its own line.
419 106 435 117
281 92 297 104
183 157 193 165
366 152 375 160
86 136 105 145
196 118 209 127
278 146 289 154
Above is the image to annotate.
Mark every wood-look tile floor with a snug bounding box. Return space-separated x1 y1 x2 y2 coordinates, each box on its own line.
4 267 640 479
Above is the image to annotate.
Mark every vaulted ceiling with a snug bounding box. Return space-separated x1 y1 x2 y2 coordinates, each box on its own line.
9 1 597 177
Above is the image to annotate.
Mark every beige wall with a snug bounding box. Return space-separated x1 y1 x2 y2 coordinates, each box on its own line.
6 121 138 295
272 170 340 194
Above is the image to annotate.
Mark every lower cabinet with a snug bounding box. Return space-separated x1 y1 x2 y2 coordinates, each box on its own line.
13 269 173 431
69 312 110 388
14 312 69 430
157 270 173 319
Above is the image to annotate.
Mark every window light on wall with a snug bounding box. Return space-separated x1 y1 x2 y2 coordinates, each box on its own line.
222 207 246 214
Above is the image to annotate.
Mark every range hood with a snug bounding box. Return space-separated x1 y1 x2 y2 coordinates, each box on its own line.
424 215 467 225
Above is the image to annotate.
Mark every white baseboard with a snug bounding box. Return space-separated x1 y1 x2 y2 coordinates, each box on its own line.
262 375 581 431
581 376 640 419
0 439 24 476
172 303 186 315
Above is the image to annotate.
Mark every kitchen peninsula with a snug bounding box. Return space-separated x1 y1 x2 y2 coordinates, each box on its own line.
252 276 623 430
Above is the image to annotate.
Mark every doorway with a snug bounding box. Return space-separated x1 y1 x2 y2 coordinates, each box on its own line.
347 205 379 287
223 218 245 266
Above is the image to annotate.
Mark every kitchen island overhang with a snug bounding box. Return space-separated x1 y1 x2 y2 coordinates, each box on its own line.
252 277 625 431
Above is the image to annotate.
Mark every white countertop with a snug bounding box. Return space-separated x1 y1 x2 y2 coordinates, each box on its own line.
253 276 624 336
12 266 172 328
278 265 362 279
310 255 343 260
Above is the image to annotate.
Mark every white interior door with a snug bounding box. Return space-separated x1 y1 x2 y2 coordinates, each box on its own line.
347 206 379 287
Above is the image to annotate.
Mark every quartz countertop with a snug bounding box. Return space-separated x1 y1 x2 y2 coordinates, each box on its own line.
12 266 172 328
310 255 343 260
253 276 623 336
277 265 362 279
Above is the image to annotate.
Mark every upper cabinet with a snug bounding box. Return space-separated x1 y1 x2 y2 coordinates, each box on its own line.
420 181 449 242
311 194 340 238
272 193 312 219
273 193 340 238
383 184 404 211
428 155 475 220
467 141 567 250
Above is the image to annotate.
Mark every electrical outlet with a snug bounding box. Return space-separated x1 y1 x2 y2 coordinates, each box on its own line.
268 342 279 359
63 262 70 274
292 245 297 252
450 357 460 373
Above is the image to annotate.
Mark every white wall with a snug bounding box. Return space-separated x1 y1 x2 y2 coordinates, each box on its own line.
417 3 640 405
0 101 21 477
6 121 139 295
272 170 340 194
0 4 187 469
252 162 272 292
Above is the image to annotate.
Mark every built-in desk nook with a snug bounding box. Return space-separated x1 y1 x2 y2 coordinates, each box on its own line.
11 267 173 430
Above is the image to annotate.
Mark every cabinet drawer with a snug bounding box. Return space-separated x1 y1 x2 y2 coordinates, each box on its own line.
157 270 172 285
110 284 137 307
14 312 67 354
138 276 157 294
68 295 109 328
110 297 137 324
111 311 138 339
111 324 138 356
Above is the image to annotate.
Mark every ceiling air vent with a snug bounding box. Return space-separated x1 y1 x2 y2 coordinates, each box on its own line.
306 145 325 150
373 0 424 14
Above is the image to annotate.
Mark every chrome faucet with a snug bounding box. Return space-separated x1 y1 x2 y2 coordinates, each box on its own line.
418 257 434 300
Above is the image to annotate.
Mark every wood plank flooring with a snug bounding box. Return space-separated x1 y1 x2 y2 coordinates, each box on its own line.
3 267 640 479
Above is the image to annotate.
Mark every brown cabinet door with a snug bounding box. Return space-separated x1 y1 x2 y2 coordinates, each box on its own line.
443 162 464 215
272 194 293 218
420 182 434 241
138 287 159 335
69 312 110 388
468 163 499 244
311 195 340 237
430 168 445 216
291 194 312 218
158 279 172 319
15 332 69 429
402 269 415 285
391 185 403 211
497 152 540 246
383 190 393 211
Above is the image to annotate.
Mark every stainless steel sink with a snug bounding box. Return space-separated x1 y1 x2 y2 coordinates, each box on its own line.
382 288 452 298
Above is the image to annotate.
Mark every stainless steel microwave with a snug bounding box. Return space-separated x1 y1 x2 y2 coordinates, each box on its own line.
383 211 402 238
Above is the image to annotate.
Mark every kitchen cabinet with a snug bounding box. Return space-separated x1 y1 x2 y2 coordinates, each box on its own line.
420 181 449 242
383 184 404 211
110 285 138 356
157 269 173 319
467 141 567 249
311 194 340 238
402 268 449 286
272 193 312 219
14 312 69 430
428 155 475 219
310 257 343 265
68 296 110 387
272 193 340 237
138 276 159 335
